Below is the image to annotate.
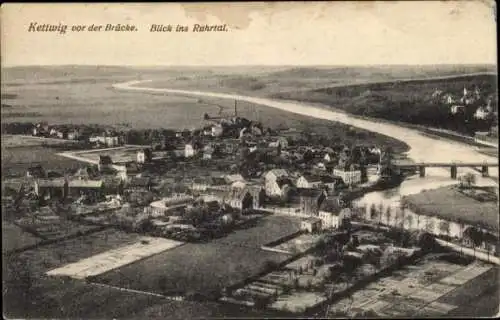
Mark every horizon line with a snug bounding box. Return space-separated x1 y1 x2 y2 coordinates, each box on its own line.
2 63 498 69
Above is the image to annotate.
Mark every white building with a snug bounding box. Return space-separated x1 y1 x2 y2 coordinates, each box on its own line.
264 169 289 184
300 217 322 233
137 149 152 164
184 144 196 158
319 208 352 229
224 174 245 184
333 169 362 186
67 130 80 140
211 124 224 137
264 169 291 197
145 194 194 217
231 180 247 190
296 175 323 189
474 106 490 120
268 137 289 149
89 135 120 147
319 211 340 229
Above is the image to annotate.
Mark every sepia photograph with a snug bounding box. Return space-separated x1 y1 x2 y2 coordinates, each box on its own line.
1 2 498 319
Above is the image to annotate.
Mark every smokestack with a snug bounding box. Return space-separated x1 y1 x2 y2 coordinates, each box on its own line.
234 100 237 117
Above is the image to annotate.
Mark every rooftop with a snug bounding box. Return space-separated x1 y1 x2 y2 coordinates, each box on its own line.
36 178 66 188
302 217 322 224
266 169 289 178
68 180 103 188
224 174 245 184
295 188 326 198
128 177 151 187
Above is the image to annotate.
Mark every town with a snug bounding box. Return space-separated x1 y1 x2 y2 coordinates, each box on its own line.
3 94 498 318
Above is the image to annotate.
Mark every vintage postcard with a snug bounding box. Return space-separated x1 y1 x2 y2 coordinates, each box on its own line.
1 1 498 319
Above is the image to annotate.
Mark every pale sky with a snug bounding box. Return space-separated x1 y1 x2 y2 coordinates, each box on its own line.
1 1 497 66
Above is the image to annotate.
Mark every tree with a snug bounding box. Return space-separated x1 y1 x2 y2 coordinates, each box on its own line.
439 220 450 238
369 203 377 221
136 219 154 233
371 205 380 228
463 226 483 257
377 203 384 226
384 206 392 226
425 219 435 234
411 231 436 252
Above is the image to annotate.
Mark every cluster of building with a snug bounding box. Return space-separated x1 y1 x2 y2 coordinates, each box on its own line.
19 114 395 242
434 86 496 120
32 122 125 147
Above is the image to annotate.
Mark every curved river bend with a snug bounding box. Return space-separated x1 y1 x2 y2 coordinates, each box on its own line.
113 80 498 211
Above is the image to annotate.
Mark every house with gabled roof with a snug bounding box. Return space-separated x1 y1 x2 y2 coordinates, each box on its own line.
224 174 245 185
66 179 104 201
264 169 289 183
224 187 254 210
98 155 113 171
290 188 327 216
296 173 344 191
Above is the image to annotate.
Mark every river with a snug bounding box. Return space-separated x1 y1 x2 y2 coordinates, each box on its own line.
112 80 498 211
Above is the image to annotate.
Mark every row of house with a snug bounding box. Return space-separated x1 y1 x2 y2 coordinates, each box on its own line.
32 122 125 146
34 178 104 201
263 168 356 198
32 123 80 140
439 86 495 120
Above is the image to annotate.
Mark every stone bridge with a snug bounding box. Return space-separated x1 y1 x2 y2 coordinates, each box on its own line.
394 162 499 179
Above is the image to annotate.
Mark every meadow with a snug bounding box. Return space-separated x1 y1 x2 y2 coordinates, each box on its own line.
1 135 83 177
402 186 499 232
93 216 300 296
1 65 414 153
3 65 493 129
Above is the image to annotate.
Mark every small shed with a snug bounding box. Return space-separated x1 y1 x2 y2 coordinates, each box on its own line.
301 217 322 233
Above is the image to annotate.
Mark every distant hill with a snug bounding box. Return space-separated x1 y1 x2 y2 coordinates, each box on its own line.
272 73 498 134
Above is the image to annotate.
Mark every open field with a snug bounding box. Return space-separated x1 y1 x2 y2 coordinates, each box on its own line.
94 242 291 296
2 222 44 253
327 256 498 318
47 237 184 279
3 273 292 319
93 216 300 296
1 135 83 177
15 214 104 242
66 145 144 164
211 215 301 248
5 229 145 277
403 186 499 231
141 65 495 97
2 65 495 134
1 134 80 147
133 66 497 134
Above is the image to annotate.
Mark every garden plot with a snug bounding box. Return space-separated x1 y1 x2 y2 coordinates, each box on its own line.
270 291 327 313
46 237 183 279
327 258 493 317
272 234 322 254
